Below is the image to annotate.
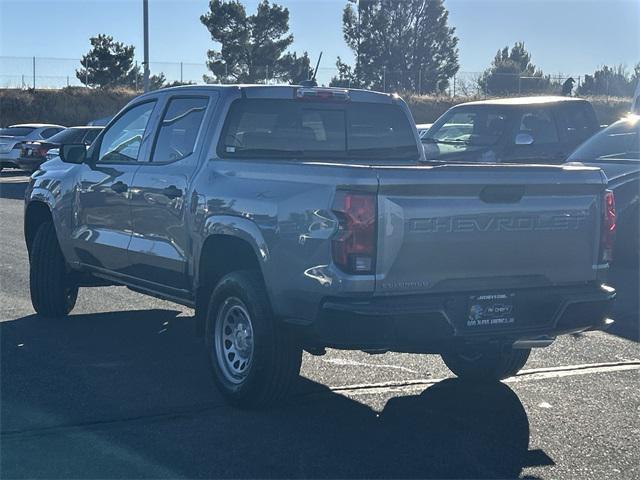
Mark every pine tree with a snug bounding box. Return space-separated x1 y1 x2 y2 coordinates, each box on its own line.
331 0 459 93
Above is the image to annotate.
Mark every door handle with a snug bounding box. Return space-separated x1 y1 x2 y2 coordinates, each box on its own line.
111 181 128 193
163 185 183 199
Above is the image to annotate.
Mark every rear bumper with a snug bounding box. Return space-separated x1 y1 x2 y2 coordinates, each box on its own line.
299 283 616 353
0 151 20 165
15 156 42 172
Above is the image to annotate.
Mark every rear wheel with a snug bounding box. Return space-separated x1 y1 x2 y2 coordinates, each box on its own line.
205 270 302 409
441 347 530 381
29 221 78 317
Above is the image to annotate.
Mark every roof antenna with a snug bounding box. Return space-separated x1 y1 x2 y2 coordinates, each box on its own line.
301 51 322 87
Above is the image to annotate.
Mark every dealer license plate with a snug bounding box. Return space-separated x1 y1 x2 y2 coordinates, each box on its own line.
467 293 516 328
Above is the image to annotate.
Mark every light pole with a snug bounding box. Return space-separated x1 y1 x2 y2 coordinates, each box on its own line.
143 0 150 92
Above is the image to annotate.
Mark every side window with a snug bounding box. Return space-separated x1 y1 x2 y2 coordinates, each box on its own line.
515 109 558 144
432 111 476 141
41 128 62 139
98 102 156 163
151 97 208 162
83 129 100 145
561 104 597 144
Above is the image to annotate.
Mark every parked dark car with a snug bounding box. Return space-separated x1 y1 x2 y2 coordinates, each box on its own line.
568 115 639 263
16 126 102 173
422 96 599 164
0 124 65 171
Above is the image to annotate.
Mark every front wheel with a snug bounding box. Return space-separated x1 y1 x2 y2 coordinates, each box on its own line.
29 221 78 317
205 270 302 409
441 347 530 381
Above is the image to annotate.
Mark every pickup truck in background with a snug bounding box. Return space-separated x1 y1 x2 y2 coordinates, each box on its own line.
421 96 599 164
25 85 616 409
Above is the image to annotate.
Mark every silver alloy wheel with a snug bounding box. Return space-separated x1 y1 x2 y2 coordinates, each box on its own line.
214 297 255 384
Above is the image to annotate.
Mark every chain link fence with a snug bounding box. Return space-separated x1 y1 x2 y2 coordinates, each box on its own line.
1 55 593 98
0 56 210 90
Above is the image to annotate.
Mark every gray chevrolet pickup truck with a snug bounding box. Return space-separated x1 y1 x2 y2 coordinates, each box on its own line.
25 85 616 408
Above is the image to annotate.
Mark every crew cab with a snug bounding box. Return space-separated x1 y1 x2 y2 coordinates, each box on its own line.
422 96 599 164
25 85 616 408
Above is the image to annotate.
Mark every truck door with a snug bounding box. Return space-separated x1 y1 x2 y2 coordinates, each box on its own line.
73 100 157 274
127 93 216 290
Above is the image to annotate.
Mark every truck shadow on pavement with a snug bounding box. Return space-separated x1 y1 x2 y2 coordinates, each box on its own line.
0 170 29 200
1 309 553 479
607 265 640 342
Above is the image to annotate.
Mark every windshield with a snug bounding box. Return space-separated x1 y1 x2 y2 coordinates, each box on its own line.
426 107 509 146
569 117 640 161
219 99 419 161
0 126 36 137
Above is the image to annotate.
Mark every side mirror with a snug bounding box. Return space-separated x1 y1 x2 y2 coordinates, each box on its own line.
60 144 87 164
515 133 534 146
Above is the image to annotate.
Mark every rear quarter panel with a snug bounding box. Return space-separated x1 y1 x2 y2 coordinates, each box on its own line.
192 159 379 324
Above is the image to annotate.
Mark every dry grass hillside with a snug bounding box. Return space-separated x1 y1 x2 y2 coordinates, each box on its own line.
0 87 633 128
0 87 136 127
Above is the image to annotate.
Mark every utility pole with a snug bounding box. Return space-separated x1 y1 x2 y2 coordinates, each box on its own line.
143 0 150 92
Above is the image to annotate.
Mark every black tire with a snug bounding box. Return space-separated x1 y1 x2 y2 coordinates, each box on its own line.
29 221 78 317
205 270 302 409
441 347 530 381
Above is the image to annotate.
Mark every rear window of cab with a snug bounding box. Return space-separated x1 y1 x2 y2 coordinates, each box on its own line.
217 98 419 161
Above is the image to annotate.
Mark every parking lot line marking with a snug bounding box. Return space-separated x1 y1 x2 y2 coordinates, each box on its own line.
322 357 420 374
330 360 640 396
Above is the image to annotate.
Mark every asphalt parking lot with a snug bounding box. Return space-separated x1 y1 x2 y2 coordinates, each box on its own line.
1 170 638 479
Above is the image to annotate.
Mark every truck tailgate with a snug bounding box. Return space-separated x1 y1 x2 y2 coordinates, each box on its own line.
375 164 606 295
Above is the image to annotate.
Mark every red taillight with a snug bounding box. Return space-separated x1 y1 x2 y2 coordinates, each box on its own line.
35 146 50 157
332 191 376 274
600 190 616 263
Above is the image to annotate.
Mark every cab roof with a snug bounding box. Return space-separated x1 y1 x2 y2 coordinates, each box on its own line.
139 84 396 104
458 96 589 107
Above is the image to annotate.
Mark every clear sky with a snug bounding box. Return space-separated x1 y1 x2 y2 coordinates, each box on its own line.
1 0 638 85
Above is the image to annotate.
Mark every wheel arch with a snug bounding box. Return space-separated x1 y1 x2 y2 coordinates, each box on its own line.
24 200 54 257
195 215 272 335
